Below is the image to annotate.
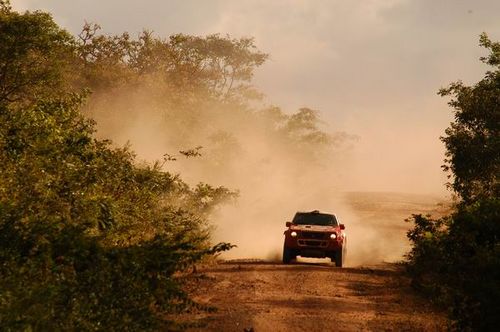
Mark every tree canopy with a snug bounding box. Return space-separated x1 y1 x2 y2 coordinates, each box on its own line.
0 3 75 105
439 33 500 204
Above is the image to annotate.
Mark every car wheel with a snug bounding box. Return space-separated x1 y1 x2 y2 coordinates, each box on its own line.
342 239 347 264
282 244 293 264
334 248 344 267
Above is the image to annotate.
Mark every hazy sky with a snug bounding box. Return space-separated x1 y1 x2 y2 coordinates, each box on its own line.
11 0 500 194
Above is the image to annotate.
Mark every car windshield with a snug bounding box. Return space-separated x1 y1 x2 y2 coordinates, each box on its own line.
292 212 338 226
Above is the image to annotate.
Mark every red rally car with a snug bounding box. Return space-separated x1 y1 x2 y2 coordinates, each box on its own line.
283 210 347 267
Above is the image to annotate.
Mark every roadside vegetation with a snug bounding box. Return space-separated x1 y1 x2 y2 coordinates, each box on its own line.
0 1 336 329
0 3 237 330
405 34 499 331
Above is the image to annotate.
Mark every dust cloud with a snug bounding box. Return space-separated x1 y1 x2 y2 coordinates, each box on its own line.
86 81 448 267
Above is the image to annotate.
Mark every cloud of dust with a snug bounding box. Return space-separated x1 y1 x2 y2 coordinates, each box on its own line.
86 81 448 267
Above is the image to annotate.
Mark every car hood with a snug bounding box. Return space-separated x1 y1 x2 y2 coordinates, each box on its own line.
290 225 337 232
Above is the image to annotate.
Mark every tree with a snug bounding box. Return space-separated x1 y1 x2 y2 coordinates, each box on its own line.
74 25 268 102
0 2 76 105
406 34 500 331
439 33 500 204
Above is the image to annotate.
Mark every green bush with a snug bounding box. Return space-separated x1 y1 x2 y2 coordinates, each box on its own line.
406 199 500 330
0 95 235 330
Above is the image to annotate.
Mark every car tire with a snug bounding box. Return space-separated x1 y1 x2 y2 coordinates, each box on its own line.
282 244 293 264
334 248 344 267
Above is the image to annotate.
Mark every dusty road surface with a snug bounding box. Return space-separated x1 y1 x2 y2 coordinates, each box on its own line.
179 192 449 331
185 260 447 332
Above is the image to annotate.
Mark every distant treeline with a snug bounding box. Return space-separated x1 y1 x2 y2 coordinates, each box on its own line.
405 33 499 331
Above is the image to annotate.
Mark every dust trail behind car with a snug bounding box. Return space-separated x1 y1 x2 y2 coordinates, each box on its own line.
213 191 449 266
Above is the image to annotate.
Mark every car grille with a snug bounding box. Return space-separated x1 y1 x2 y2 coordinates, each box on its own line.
300 231 328 240
298 239 328 247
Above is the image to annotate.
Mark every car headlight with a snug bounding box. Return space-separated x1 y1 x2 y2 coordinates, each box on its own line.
291 231 298 237
330 233 337 239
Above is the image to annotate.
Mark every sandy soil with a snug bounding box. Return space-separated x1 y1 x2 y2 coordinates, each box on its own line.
184 261 447 332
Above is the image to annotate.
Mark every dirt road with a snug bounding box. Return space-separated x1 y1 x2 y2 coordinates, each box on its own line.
186 260 447 331
181 193 449 331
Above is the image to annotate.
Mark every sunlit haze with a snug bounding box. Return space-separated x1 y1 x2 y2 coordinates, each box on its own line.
12 0 500 195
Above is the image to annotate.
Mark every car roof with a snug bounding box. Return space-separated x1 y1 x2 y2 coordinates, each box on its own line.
295 210 337 218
